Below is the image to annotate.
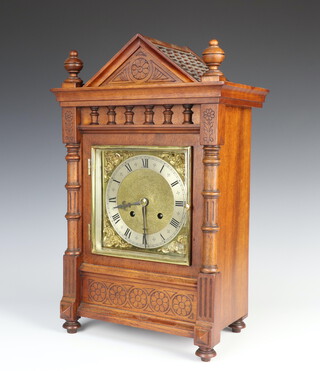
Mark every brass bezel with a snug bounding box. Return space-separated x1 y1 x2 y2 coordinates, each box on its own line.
91 145 192 265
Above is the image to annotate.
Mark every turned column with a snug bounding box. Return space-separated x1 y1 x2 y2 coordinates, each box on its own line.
60 52 85 334
195 97 223 360
61 143 82 333
195 39 226 361
194 144 221 361
201 145 220 273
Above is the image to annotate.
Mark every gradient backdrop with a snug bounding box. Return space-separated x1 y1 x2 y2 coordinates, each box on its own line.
0 1 319 370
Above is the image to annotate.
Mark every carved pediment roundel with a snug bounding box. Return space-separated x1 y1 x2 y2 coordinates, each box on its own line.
106 51 178 85
130 57 152 81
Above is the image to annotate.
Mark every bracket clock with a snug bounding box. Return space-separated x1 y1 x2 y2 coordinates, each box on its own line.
51 34 268 361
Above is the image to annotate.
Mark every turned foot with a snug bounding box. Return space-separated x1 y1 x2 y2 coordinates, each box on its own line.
229 319 246 333
63 320 81 334
195 347 217 362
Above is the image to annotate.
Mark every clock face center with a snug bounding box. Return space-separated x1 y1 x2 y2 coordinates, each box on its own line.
140 197 149 207
117 168 174 235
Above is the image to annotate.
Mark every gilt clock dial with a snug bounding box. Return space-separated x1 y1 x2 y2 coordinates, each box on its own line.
91 146 191 265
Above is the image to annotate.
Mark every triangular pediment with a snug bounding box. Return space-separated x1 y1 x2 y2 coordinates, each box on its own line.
85 34 200 87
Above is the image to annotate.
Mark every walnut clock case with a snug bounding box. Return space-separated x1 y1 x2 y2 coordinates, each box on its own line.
51 34 268 361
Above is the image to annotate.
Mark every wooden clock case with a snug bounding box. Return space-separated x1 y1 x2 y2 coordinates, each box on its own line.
51 34 268 361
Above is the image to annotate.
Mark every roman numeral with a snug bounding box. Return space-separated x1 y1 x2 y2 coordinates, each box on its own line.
112 179 120 184
175 201 184 207
160 164 164 173
170 218 180 228
109 197 117 203
160 233 165 241
112 213 121 224
124 228 132 239
142 158 149 168
171 180 179 187
125 163 132 172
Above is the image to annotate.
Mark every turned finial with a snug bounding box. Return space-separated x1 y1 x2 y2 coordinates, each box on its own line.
62 50 83 87
201 39 226 81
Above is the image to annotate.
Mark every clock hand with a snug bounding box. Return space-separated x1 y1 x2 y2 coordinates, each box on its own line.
141 198 149 248
113 200 142 209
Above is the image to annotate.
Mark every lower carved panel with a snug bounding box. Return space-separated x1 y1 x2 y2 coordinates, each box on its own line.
81 274 196 322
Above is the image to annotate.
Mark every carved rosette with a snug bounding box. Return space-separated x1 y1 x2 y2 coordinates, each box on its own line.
109 285 127 305
85 278 195 320
129 288 148 309
105 48 178 85
89 281 107 302
131 58 150 80
150 291 170 312
172 294 193 316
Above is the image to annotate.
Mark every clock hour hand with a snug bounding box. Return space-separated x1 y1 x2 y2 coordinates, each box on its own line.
113 200 141 209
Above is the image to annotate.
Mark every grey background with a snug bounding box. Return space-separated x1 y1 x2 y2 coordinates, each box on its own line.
0 1 319 370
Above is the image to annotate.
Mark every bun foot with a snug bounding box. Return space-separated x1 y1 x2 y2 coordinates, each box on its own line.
229 319 246 333
63 320 81 334
195 347 217 362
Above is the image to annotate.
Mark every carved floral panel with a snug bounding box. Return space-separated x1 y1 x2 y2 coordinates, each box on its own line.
83 276 196 322
200 104 218 145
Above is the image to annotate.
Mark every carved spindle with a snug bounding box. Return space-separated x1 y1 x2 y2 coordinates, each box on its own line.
90 107 99 125
201 145 220 273
182 104 194 124
63 50 83 87
144 105 155 125
61 143 82 333
162 104 174 125
124 106 134 125
107 106 116 125
201 39 226 82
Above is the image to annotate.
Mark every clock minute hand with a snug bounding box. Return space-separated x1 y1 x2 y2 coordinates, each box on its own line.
142 204 147 248
141 198 149 248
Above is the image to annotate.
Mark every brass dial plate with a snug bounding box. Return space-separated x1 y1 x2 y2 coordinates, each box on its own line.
91 146 191 265
117 168 175 236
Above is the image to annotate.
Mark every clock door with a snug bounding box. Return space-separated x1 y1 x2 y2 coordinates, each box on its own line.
90 145 192 265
